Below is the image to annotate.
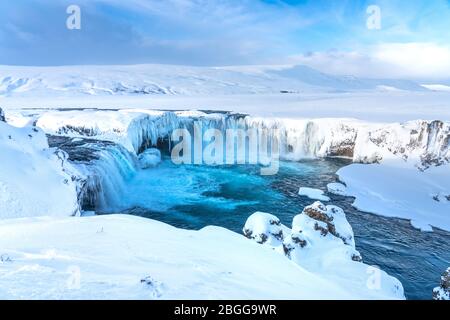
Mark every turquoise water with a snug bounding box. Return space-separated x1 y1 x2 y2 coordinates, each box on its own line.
100 157 450 300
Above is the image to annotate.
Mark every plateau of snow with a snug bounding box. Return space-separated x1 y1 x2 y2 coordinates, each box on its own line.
0 64 427 98
2 64 450 122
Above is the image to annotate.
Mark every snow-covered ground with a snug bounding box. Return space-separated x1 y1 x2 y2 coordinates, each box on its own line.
0 213 404 300
337 160 450 232
1 64 450 122
0 119 79 219
0 64 427 98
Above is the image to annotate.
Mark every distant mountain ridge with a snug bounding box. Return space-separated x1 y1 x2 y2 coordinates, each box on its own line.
0 64 429 97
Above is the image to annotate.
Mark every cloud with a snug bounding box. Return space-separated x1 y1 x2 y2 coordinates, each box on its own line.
0 0 450 81
288 43 450 80
0 0 311 66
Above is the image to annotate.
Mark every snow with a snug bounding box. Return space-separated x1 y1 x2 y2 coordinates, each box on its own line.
337 160 450 232
0 121 79 219
244 202 404 300
0 64 428 99
0 214 401 300
243 212 288 246
327 183 349 196
138 148 162 169
298 187 330 201
0 64 447 299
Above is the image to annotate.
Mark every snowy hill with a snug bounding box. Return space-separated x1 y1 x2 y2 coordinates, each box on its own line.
0 64 428 98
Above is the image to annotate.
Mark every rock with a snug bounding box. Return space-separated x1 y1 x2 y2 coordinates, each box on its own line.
300 202 355 247
282 201 361 264
243 212 285 245
138 148 162 169
0 108 5 122
433 267 450 300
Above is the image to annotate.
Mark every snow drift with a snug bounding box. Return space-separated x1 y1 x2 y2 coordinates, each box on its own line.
0 120 79 219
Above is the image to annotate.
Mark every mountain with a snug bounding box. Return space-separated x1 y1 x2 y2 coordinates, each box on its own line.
0 64 428 98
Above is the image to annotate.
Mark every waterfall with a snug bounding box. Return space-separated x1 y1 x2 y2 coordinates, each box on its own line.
48 136 138 212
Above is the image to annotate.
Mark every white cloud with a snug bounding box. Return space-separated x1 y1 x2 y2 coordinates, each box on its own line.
288 43 450 80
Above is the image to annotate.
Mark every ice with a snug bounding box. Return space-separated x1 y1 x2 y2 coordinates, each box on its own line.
138 148 161 169
327 182 348 196
298 187 330 201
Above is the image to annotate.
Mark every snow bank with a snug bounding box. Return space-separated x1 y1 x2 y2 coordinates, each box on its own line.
0 214 400 300
337 160 450 231
244 202 404 300
433 267 450 300
298 187 330 201
0 122 79 219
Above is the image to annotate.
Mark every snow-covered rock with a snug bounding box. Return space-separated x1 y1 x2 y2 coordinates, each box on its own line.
138 148 161 169
243 212 287 246
0 122 80 219
0 214 402 299
433 267 450 300
298 187 330 201
244 203 404 299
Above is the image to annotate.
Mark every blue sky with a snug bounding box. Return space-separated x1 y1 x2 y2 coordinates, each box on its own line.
1 0 450 79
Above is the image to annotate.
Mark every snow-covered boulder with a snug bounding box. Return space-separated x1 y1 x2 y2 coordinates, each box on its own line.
138 148 162 169
433 267 450 300
0 121 80 219
243 212 285 246
285 201 360 262
244 203 404 299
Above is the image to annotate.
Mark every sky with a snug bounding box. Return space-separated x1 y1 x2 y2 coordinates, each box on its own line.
0 0 450 80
